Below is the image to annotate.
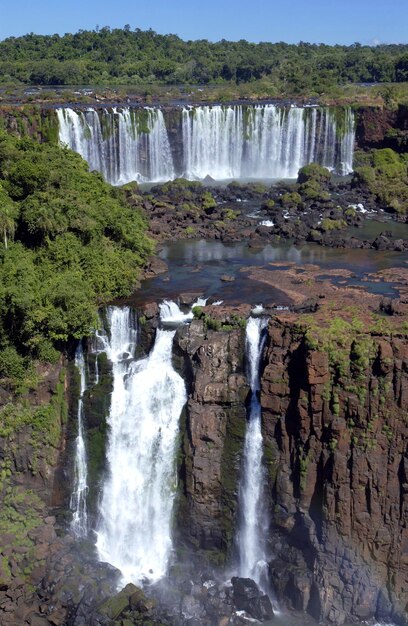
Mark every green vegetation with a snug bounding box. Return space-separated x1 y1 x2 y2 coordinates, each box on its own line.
296 163 333 204
0 485 44 584
297 163 332 185
302 316 374 383
0 28 408 97
353 148 408 214
0 106 59 144
192 307 247 332
0 130 153 387
0 371 67 473
320 218 347 232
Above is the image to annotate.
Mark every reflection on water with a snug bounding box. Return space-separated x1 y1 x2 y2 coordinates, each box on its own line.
130 239 405 307
350 218 408 241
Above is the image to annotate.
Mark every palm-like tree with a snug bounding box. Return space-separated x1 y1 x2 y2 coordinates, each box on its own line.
0 185 18 249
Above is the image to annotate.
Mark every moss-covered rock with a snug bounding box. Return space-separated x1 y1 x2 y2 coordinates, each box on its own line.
353 148 408 214
297 163 332 185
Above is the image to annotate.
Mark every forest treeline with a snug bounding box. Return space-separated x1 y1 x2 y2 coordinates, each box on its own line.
0 27 408 92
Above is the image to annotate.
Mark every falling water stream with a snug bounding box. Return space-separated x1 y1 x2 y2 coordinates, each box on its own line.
70 342 88 537
96 305 187 585
238 316 270 588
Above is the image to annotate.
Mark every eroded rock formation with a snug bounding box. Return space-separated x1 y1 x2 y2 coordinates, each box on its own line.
174 311 408 625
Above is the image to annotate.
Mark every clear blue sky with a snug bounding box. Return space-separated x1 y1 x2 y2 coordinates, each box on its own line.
0 0 407 45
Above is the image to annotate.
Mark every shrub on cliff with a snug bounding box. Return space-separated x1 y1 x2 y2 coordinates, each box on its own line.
0 131 153 379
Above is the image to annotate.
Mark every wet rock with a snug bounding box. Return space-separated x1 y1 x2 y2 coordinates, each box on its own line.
179 292 205 305
373 234 391 250
141 301 160 319
98 583 136 620
231 577 274 621
260 317 408 625
174 324 249 551
291 298 319 313
143 256 169 278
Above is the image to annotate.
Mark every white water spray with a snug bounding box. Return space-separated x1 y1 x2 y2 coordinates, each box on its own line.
70 342 88 537
96 306 187 585
159 297 207 324
238 317 269 586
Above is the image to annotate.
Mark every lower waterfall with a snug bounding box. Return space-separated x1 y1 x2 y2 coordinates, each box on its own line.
70 342 88 537
237 317 269 588
96 306 187 585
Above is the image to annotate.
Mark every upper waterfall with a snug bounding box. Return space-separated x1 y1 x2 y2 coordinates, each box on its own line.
57 104 355 184
57 107 174 185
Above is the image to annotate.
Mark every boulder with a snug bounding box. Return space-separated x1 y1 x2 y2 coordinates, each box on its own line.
231 577 274 621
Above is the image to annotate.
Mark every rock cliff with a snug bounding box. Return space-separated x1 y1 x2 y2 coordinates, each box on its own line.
174 310 408 625
174 316 249 557
1 301 407 626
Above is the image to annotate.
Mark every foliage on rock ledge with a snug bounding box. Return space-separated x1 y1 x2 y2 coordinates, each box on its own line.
0 131 153 385
353 147 408 214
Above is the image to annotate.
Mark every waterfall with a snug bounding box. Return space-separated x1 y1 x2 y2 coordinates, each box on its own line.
57 104 355 184
182 105 355 180
57 107 174 185
159 297 207 324
96 306 187 585
339 107 355 175
238 317 269 587
70 342 88 538
182 105 244 179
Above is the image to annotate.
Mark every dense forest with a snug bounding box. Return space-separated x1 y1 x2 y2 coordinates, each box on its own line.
0 27 408 92
0 132 152 388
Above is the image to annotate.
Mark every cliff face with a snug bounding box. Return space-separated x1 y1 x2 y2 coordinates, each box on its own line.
175 314 408 625
355 104 408 151
1 102 407 159
261 318 408 625
175 318 249 557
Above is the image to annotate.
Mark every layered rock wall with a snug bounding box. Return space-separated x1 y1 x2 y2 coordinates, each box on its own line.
261 318 408 625
175 319 249 557
173 313 408 625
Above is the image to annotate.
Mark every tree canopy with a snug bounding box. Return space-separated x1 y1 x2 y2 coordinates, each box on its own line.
0 28 407 92
0 130 153 381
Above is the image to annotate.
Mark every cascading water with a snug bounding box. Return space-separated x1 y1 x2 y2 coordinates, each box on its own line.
57 104 355 184
70 342 88 538
57 107 174 185
96 306 187 585
237 316 269 588
339 107 355 175
182 104 355 179
159 297 207 325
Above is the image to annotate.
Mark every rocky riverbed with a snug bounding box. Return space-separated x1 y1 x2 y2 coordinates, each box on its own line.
127 167 408 254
